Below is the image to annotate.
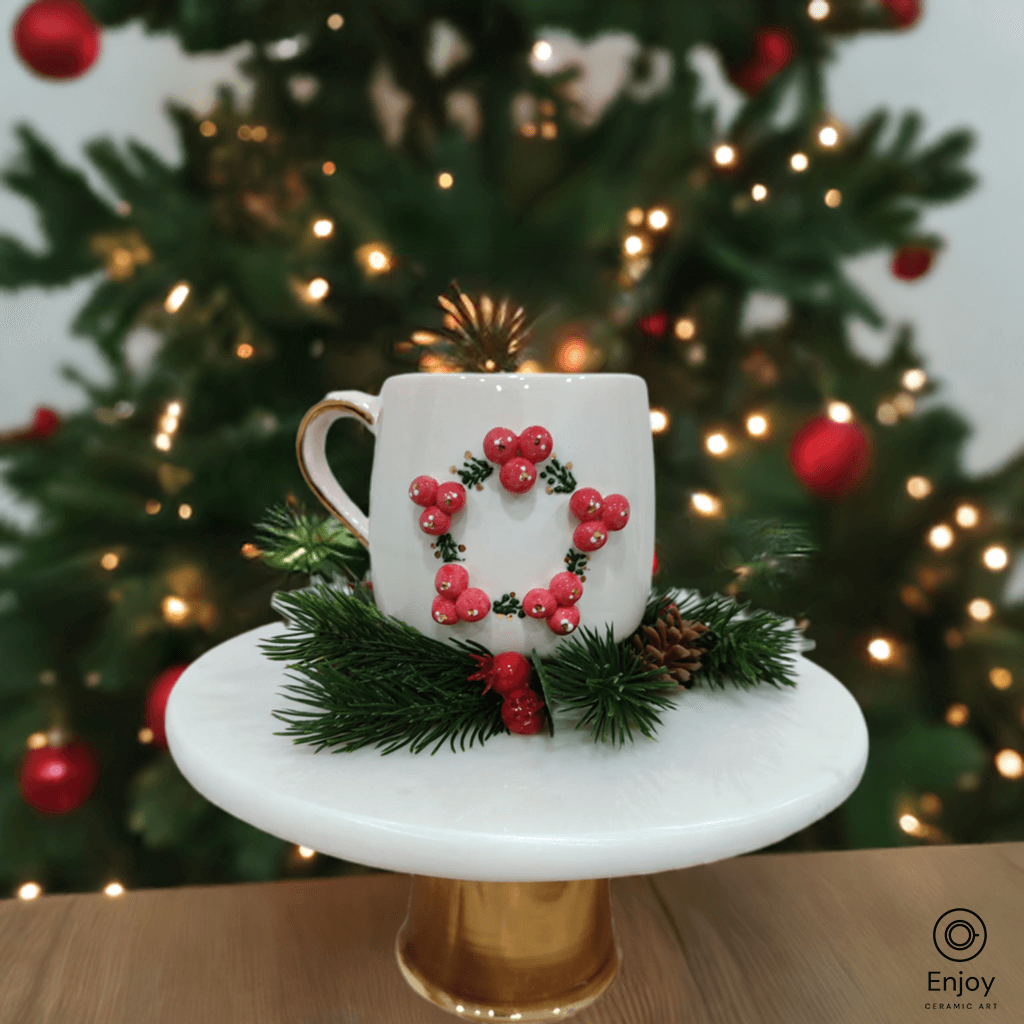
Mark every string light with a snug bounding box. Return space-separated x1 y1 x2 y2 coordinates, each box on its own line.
322 161 336 175
98 551 120 571
154 433 171 452
357 243 392 274
518 359 543 373
626 207 644 226
145 499 161 515
306 277 330 301
877 402 898 425
906 476 932 499
297 845 316 859
968 598 993 622
902 368 927 391
867 638 893 662
928 524 954 551
945 703 969 727
989 667 1012 690
623 235 645 256
18 882 41 901
236 342 254 359
104 882 125 898
250 126 268 143
808 0 830 19
540 121 558 139
995 749 1024 779
686 343 706 366
983 545 1009 571
178 503 193 520
313 218 334 238
237 125 252 141
824 188 842 208
162 596 190 625
164 282 190 313
650 408 670 434
898 813 923 836
790 152 809 171
555 337 589 372
84 670 101 688
818 125 839 147
647 208 669 230
892 392 915 417
520 123 537 138
713 144 736 167
532 40 552 61
26 732 47 750
437 172 454 189
751 183 768 202
920 792 942 816
327 13 343 30
199 120 217 137
138 727 154 744
691 492 721 516
955 504 980 528
705 432 730 456
746 413 769 437
827 401 852 423
674 317 696 340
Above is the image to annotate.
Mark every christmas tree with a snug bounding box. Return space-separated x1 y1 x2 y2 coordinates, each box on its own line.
2 0 1021 897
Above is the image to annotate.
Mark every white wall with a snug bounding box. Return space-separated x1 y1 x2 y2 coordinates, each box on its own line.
0 2 1019 484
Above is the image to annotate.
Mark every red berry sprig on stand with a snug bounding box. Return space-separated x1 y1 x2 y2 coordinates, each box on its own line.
468 652 547 735
0 405 62 444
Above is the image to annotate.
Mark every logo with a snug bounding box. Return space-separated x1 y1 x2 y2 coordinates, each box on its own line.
933 908 987 962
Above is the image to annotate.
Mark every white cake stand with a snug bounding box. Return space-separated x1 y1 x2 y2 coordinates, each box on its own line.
166 623 867 1021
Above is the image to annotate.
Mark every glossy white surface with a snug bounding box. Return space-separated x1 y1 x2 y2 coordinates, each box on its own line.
299 373 656 657
166 624 868 882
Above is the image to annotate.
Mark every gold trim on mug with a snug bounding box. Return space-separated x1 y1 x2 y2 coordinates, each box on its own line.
295 399 374 548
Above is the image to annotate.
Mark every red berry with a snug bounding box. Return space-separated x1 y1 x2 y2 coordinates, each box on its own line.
489 652 532 696
522 588 557 619
456 587 491 622
30 406 62 439
573 520 608 552
549 572 583 605
409 475 438 507
891 244 934 281
436 481 467 513
569 488 603 521
601 494 630 531
548 605 581 635
435 564 469 597
499 457 537 494
502 688 546 735
483 427 520 464
518 426 553 463
881 0 921 29
419 506 451 535
432 596 459 625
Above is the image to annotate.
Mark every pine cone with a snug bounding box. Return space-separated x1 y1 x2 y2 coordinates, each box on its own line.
631 605 709 687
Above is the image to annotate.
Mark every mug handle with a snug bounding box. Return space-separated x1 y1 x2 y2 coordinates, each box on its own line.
296 390 381 548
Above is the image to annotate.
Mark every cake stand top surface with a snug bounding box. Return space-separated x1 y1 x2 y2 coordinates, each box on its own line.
167 623 867 882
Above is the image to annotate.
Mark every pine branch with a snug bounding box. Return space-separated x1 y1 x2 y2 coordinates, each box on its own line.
256 503 366 579
265 586 505 754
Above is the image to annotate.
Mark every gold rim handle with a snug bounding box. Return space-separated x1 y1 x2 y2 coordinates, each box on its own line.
296 391 380 548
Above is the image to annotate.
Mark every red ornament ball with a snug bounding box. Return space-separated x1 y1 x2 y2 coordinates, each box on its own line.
601 494 630 531
483 427 519 464
891 244 934 281
19 739 99 814
518 426 553 463
573 519 608 552
881 0 921 28
419 506 451 535
435 563 469 598
569 487 603 521
548 605 581 635
432 596 459 625
789 415 871 498
549 571 583 606
435 481 467 513
729 27 794 95
499 457 537 494
456 587 491 622
408 475 438 507
489 652 532 696
652 551 660 576
637 312 669 337
522 588 558 619
502 688 546 735
13 0 100 79
145 663 188 749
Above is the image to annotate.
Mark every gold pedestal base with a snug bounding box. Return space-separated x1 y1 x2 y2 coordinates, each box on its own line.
396 876 621 1021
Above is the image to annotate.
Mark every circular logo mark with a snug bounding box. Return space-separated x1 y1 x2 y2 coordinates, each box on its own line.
933 909 987 962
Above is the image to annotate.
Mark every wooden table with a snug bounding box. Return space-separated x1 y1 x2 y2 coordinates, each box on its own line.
2 843 1021 1023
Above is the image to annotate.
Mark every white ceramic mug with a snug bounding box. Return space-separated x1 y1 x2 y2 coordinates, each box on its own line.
297 373 655 656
